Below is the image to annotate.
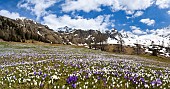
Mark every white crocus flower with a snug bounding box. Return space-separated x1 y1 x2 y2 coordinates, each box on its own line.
51 75 60 80
34 81 37 86
62 85 65 89
144 84 149 88
54 86 56 89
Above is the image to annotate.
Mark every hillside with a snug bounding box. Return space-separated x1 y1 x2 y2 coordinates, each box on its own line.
0 15 62 44
0 16 109 45
0 15 170 57
0 42 170 89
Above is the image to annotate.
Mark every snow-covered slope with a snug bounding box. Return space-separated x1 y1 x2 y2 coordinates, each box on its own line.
107 26 170 47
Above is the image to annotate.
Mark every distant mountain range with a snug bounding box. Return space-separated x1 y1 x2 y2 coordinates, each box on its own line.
119 27 170 47
57 25 170 48
0 15 170 57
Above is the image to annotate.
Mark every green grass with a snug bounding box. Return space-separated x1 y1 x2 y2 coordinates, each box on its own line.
0 42 170 89
139 54 170 63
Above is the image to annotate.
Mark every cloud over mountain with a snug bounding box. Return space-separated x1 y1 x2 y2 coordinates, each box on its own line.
140 18 155 26
0 10 24 19
42 14 113 31
18 0 59 20
0 0 170 35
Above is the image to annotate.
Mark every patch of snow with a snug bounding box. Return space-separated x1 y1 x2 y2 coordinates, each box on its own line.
113 27 170 48
37 31 42 36
165 53 170 57
84 45 89 48
145 49 153 54
78 44 84 46
69 42 73 45
107 37 118 44
86 35 92 40
74 34 78 36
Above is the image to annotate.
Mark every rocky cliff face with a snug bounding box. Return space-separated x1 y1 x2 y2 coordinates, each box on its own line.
0 15 120 45
0 15 113 45
58 28 110 45
0 16 62 44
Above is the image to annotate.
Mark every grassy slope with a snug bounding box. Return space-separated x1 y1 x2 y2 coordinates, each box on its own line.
2 41 169 63
0 42 170 89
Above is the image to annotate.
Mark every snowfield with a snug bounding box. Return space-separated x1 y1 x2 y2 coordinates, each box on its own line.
107 27 170 47
0 42 170 89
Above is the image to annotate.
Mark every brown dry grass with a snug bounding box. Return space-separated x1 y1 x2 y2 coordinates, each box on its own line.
139 54 170 63
9 40 63 47
124 46 135 55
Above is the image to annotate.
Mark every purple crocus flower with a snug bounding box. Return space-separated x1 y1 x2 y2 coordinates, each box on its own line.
39 71 42 75
40 83 43 87
156 78 162 86
151 80 156 86
124 76 128 80
156 71 162 75
103 78 106 81
72 83 76 88
129 77 133 81
34 71 37 75
140 78 145 83
85 74 89 79
97 76 100 80
66 76 78 84
0 65 3 69
43 74 47 78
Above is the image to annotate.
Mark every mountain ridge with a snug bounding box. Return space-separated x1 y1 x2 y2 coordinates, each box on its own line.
0 15 170 57
0 15 63 44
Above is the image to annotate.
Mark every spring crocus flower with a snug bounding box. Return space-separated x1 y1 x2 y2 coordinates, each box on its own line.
144 84 149 88
140 78 145 83
66 76 78 84
34 71 36 75
72 83 76 88
151 80 156 87
40 83 43 87
51 75 59 80
43 74 47 78
38 71 42 75
62 85 65 89
156 78 162 86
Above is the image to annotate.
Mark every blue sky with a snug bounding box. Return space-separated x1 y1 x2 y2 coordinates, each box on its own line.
0 0 170 34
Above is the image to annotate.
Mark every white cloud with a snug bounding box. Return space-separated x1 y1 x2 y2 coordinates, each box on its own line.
18 0 59 20
62 0 154 13
130 26 147 35
119 0 154 11
0 10 24 19
42 14 113 31
140 18 155 26
125 11 144 19
167 10 170 15
126 16 131 19
133 11 144 17
133 29 146 35
62 0 102 12
62 0 124 12
125 10 134 15
156 0 170 9
130 26 140 30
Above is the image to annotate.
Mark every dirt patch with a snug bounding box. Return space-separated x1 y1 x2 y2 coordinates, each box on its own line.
0 39 5 42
